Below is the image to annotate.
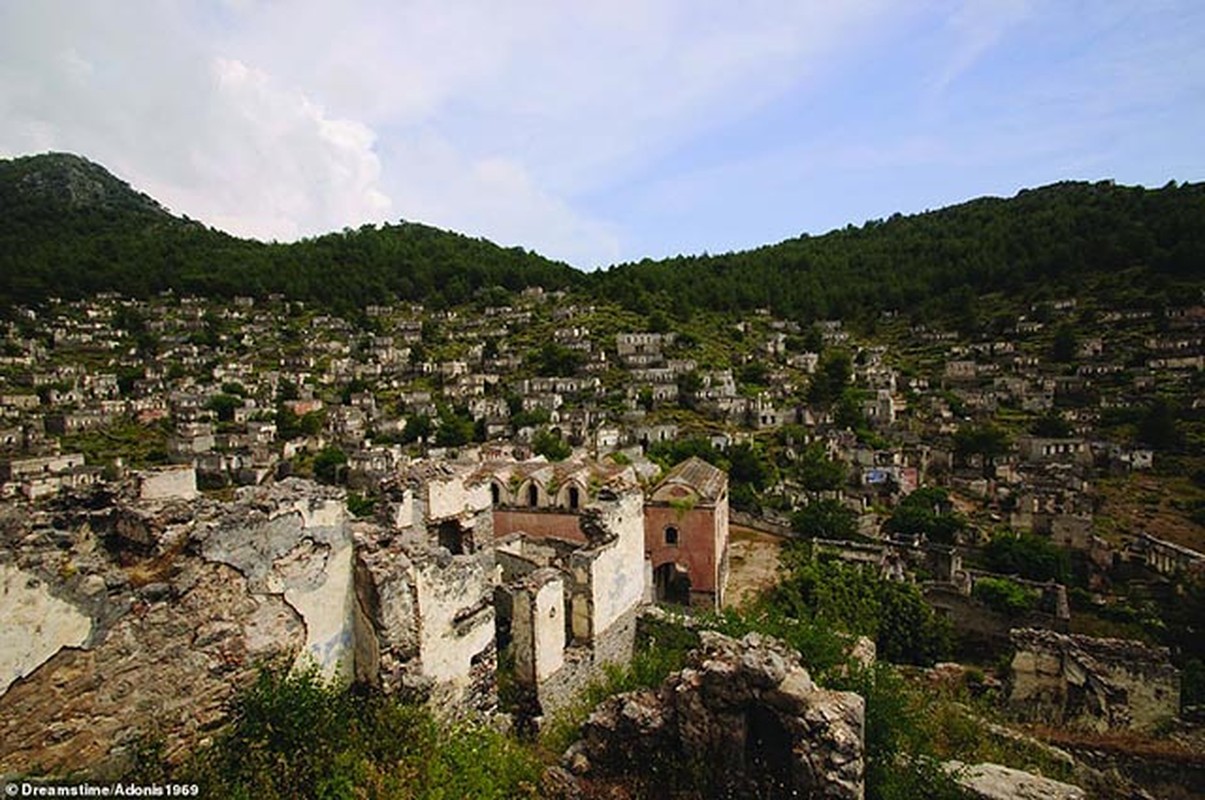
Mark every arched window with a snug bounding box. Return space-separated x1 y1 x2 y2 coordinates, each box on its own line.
568 485 580 510
665 525 679 546
527 483 539 507
491 482 501 505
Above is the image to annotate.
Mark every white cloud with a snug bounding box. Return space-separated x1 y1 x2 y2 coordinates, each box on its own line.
0 1 391 241
380 135 620 267
931 0 1035 93
8 0 1081 267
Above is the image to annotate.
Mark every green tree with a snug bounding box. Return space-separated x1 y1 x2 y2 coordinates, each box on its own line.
207 393 242 423
953 422 1011 474
532 427 572 461
434 406 474 448
795 442 847 491
984 532 1070 583
769 555 950 666
807 351 851 407
885 488 967 544
677 370 703 410
973 576 1040 616
400 413 432 445
1138 397 1182 450
313 446 347 484
791 499 857 539
1030 413 1073 438
1051 324 1078 363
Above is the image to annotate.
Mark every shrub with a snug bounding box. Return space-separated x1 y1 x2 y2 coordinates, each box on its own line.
159 664 540 800
973 576 1040 617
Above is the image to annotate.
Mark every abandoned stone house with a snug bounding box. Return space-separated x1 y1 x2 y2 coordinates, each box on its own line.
475 459 648 716
0 450 734 772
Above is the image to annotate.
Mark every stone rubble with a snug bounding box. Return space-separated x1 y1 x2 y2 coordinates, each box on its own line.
559 630 866 799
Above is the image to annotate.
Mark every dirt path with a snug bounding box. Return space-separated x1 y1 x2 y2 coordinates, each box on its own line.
724 525 784 609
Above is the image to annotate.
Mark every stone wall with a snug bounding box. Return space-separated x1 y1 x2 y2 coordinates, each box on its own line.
497 490 646 720
0 481 354 775
135 465 198 502
0 562 92 695
512 568 566 685
493 508 588 545
195 485 357 679
576 491 646 638
1009 628 1180 733
534 605 640 720
353 528 498 712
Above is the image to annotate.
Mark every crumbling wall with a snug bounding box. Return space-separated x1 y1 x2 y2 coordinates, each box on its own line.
195 485 356 679
412 549 496 702
352 532 419 692
0 558 305 775
0 480 353 775
575 491 646 638
354 527 498 712
512 568 565 685
501 490 647 719
558 631 865 800
135 465 198 502
0 562 92 695
1009 628 1180 732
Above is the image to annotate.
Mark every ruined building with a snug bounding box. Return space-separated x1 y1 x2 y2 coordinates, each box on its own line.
477 458 648 717
1 452 714 773
643 456 730 609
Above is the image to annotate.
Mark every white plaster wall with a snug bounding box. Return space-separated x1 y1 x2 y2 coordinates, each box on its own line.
281 539 356 681
513 570 565 684
533 577 566 681
588 491 647 635
426 477 491 523
291 497 346 530
0 564 91 695
414 558 495 685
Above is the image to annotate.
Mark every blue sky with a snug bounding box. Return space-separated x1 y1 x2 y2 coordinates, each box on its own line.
1 1 1202 270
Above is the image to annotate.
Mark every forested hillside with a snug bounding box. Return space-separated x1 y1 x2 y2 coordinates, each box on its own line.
593 180 1205 324
0 153 579 315
3 153 1203 319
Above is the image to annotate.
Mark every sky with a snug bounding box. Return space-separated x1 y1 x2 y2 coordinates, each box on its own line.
1 1 1203 270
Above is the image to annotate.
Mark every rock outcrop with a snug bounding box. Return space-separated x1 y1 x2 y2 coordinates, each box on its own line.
561 631 865 799
1009 628 1180 733
948 761 1087 800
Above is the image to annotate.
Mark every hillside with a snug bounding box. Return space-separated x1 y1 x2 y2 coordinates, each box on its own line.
3 153 1203 319
594 180 1205 324
0 153 579 315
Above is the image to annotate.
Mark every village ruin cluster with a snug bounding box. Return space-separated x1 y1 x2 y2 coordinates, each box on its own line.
2 285 1203 796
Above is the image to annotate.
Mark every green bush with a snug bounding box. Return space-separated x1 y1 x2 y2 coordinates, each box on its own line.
984 532 1070 583
159 664 540 800
972 576 1040 617
765 556 951 666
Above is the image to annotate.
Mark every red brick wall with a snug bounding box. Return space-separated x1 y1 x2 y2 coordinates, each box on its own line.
493 509 587 545
644 505 718 593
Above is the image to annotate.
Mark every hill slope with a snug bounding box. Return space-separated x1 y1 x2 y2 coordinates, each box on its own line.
3 153 1203 318
593 180 1205 323
0 153 580 313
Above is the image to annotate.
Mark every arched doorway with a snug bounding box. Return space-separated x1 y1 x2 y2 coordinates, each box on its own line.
653 562 691 606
